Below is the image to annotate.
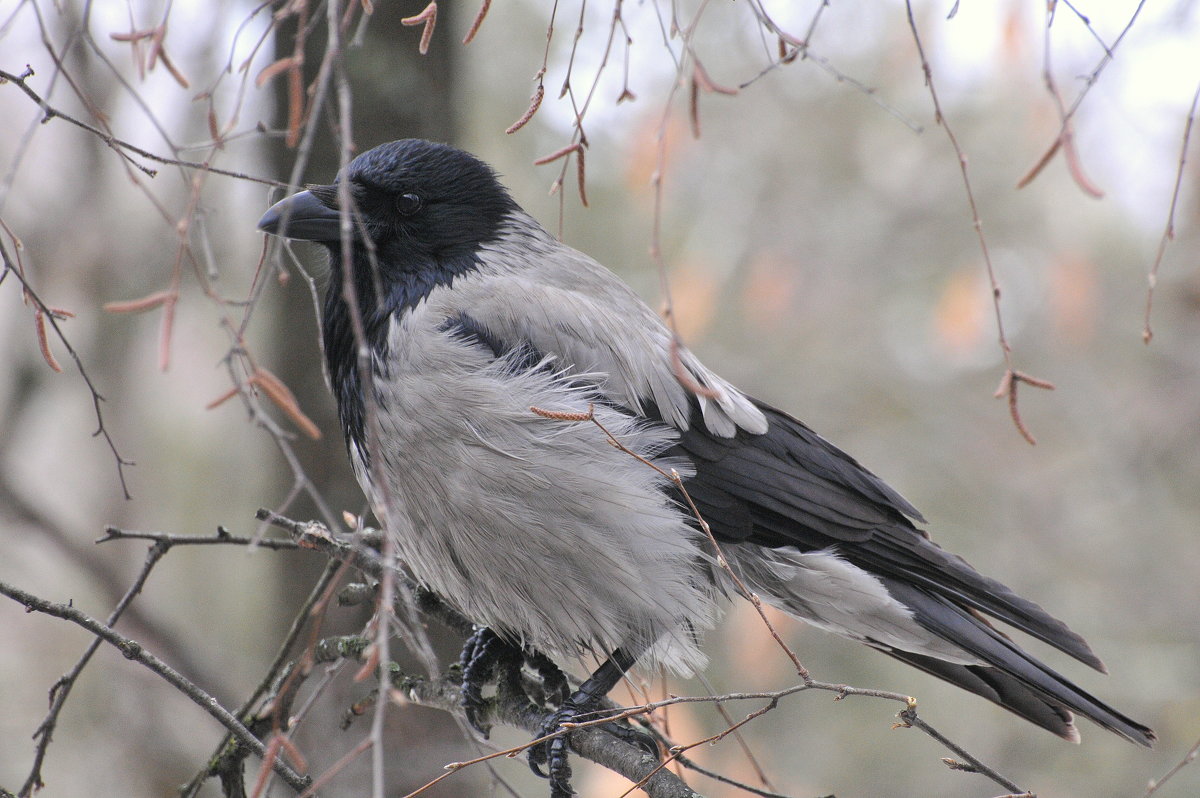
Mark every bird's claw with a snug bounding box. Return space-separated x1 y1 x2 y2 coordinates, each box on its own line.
458 627 521 737
528 703 659 797
525 648 571 706
602 720 660 757
528 704 577 796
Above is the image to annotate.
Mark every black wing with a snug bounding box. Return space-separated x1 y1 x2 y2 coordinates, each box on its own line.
666 397 1106 669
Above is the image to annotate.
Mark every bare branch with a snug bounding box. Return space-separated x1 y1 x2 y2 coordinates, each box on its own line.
0 579 310 795
0 68 284 185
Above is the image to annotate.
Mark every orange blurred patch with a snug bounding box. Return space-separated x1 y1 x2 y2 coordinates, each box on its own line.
1049 253 1098 343
934 268 989 358
1001 4 1029 65
724 601 797 687
740 250 798 333
625 114 694 191
666 263 720 341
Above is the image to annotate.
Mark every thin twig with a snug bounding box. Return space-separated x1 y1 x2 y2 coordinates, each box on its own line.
98 525 300 549
180 557 343 798
674 752 796 798
693 671 777 794
1024 0 1149 186
0 579 309 794
897 708 1031 797
904 1 1053 445
1143 78 1200 345
14 540 168 796
0 237 135 497
0 68 285 186
1017 2 1103 198
1144 735 1200 797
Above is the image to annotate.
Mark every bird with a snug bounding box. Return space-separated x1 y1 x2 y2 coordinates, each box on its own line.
258 138 1154 795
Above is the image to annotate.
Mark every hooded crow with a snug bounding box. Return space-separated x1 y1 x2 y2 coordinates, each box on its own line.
258 138 1154 795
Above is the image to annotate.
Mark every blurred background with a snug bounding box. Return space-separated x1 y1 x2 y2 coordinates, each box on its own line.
1 1 1199 796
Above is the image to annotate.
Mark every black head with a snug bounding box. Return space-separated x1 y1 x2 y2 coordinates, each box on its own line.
258 139 522 349
258 138 519 269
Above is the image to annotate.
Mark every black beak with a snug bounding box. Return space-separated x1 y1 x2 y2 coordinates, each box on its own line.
257 188 342 242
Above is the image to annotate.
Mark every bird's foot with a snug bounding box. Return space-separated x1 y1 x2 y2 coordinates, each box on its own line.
528 701 659 797
528 700 585 797
457 626 522 737
600 720 659 757
524 647 571 706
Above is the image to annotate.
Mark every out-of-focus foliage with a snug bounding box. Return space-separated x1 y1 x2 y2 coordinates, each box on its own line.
1 1 1198 797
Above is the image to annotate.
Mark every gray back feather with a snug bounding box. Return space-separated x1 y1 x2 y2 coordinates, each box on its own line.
459 214 768 438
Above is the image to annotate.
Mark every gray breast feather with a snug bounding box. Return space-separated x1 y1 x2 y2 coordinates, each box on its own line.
356 304 719 673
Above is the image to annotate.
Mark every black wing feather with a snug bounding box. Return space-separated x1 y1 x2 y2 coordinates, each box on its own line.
665 397 1108 672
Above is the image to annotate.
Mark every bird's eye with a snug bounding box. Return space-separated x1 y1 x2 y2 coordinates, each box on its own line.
396 193 423 216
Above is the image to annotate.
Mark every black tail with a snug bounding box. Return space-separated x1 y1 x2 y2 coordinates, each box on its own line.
882 580 1155 747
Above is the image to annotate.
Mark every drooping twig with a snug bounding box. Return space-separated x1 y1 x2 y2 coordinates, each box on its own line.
1022 0 1149 189
904 1 1053 445
1017 2 1103 198
1143 78 1200 345
0 235 135 497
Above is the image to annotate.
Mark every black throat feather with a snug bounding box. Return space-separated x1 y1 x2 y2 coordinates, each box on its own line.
321 243 485 465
